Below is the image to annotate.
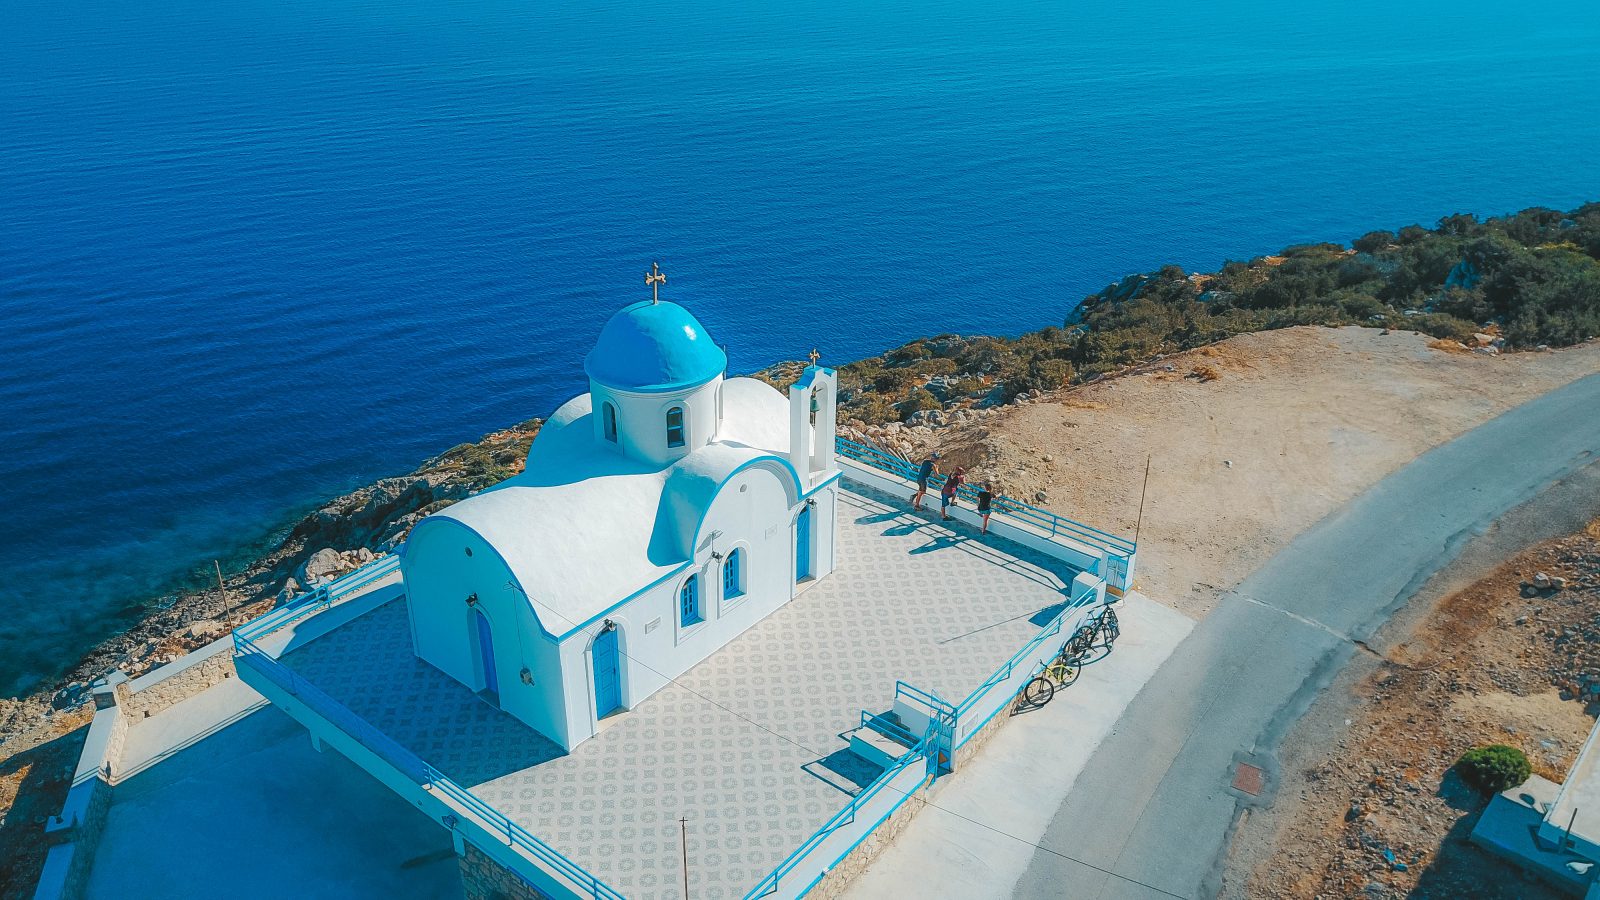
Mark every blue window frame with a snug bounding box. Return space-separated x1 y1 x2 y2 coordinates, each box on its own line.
679 574 701 626
723 549 744 600
666 406 686 448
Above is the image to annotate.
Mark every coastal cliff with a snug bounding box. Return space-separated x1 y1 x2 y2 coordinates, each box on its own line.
4 202 1600 752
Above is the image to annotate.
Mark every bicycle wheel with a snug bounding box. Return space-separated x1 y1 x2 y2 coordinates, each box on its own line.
1022 675 1055 707
1068 626 1096 657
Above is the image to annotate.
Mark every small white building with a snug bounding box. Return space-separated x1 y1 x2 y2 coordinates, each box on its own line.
400 294 841 750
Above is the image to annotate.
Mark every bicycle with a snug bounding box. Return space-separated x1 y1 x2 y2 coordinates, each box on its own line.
1066 624 1097 658
1020 647 1080 707
1090 605 1119 646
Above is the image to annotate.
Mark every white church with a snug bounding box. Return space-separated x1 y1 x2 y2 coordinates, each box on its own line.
399 270 841 751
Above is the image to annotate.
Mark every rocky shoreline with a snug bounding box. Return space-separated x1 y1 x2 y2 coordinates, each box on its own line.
6 202 1596 757
0 358 1037 756
0 420 542 753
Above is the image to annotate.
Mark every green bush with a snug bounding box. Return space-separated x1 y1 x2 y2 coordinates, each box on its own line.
894 389 942 421
827 203 1600 427
1456 744 1531 794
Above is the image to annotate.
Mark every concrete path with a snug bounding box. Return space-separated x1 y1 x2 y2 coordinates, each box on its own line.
116 676 268 782
87 681 459 900
1014 372 1600 900
842 593 1194 899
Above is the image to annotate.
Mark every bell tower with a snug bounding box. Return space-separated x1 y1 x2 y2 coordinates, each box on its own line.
788 349 838 486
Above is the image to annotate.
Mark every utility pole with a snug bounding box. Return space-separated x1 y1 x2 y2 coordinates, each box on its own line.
1134 454 1152 545
679 815 690 899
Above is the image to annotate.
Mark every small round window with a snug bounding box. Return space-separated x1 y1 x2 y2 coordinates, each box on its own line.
465 547 473 557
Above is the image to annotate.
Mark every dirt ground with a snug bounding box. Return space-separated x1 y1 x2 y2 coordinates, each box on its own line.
1230 517 1600 899
936 325 1600 618
0 709 89 900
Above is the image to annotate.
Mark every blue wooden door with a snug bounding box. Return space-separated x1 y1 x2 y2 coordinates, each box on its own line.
593 628 621 717
795 505 812 581
475 609 499 700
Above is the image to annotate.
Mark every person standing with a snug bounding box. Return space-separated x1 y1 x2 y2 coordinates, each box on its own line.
941 467 966 521
977 482 994 533
911 452 940 510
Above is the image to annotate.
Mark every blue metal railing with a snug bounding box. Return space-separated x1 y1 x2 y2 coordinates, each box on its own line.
233 635 429 782
234 553 401 644
893 680 957 719
953 580 1100 728
859 711 921 749
419 765 627 900
743 732 931 899
232 631 626 900
834 437 1136 557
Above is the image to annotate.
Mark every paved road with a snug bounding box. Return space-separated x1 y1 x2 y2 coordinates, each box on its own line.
1012 372 1600 900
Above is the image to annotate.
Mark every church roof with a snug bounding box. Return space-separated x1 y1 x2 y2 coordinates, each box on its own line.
419 377 795 637
583 300 728 393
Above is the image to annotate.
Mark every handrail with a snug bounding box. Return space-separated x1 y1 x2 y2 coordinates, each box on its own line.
835 437 1135 556
234 554 401 643
233 631 625 900
894 680 956 718
743 733 931 898
954 580 1100 721
860 711 921 749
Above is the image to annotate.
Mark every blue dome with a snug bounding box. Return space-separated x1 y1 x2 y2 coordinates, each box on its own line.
584 300 727 392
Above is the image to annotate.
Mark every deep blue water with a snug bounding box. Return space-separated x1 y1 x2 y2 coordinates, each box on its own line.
2 0 1598 695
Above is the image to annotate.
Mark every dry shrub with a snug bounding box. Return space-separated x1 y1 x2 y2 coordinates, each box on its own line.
1189 365 1221 382
1428 339 1470 353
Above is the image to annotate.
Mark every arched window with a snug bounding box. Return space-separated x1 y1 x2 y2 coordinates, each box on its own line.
602 402 618 443
666 406 686 448
723 548 744 600
679 574 701 626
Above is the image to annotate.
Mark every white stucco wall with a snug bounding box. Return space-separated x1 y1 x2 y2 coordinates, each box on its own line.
590 376 723 467
402 521 571 747
554 464 840 746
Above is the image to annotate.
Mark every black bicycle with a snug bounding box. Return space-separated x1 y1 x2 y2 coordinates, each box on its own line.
1091 605 1120 646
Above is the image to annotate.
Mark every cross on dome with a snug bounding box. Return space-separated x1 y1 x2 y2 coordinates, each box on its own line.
646 261 666 305
808 348 820 366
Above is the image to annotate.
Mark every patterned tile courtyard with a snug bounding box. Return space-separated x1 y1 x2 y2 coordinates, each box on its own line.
283 484 1082 899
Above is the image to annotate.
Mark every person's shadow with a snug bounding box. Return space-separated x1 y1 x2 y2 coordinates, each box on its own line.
911 533 965 554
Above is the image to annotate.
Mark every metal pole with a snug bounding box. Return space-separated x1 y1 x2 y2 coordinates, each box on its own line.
214 559 227 618
1133 454 1152 545
680 816 690 899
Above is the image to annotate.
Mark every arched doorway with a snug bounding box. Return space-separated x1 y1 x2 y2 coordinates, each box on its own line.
795 504 812 582
593 626 622 718
474 608 499 702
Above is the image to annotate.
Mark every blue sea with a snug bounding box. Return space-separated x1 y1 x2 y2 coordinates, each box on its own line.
2 0 1597 696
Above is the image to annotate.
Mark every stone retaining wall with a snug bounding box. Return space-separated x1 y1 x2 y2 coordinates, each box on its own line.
953 683 1023 770
458 842 556 900
113 641 236 722
32 694 125 900
808 776 933 898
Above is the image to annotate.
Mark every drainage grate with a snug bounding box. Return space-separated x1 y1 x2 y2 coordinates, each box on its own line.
1232 762 1265 796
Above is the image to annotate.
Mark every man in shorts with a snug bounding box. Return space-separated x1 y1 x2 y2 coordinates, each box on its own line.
911 452 940 510
977 481 994 533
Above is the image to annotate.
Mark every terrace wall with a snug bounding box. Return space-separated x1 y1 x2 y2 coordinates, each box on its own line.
458 842 556 900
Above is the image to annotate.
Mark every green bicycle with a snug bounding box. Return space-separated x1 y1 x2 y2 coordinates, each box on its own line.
1020 648 1080 707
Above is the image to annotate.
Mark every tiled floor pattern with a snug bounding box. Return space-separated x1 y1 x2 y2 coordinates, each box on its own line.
284 484 1078 899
